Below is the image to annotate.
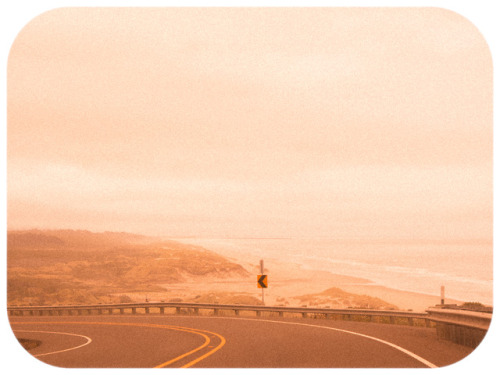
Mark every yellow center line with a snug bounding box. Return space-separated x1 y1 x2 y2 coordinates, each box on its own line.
180 329 226 368
11 321 226 368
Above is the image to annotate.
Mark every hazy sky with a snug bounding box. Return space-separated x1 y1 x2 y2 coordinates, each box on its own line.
7 8 492 239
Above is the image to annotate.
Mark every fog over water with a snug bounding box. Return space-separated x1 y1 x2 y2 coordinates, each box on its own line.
7 9 492 307
173 237 493 305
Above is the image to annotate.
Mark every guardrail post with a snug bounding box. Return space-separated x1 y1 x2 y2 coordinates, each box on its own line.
8 303 436 341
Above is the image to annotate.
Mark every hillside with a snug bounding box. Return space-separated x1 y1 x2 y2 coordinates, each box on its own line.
7 229 399 310
7 230 250 306
7 229 152 251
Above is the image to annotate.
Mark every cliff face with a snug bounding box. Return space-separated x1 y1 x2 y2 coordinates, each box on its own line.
7 230 249 306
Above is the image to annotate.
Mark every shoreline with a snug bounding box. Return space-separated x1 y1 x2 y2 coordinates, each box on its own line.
148 250 460 312
6 230 485 311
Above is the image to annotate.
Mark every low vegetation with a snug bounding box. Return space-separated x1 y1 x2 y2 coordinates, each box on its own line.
459 302 493 313
7 230 249 306
8 230 398 311
294 287 398 310
187 292 264 305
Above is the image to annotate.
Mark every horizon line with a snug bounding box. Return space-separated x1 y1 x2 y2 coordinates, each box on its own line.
6 227 493 244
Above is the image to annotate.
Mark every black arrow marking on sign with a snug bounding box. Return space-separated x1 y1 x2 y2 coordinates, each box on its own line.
258 275 267 288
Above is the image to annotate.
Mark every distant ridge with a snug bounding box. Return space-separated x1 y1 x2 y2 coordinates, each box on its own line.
7 229 154 250
7 231 66 249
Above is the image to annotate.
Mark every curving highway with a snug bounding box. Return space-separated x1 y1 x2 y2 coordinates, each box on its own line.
9 315 473 368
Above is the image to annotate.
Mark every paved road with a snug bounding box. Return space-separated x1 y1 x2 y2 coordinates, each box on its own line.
9 315 472 368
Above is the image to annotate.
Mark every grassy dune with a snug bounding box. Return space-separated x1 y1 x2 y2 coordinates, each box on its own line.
8 230 398 310
7 230 249 306
294 287 398 310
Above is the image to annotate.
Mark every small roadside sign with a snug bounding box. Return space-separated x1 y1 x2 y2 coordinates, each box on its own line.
259 259 267 305
257 274 268 288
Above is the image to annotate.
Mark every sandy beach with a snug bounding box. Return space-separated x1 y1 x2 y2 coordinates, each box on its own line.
236 251 463 312
143 255 458 313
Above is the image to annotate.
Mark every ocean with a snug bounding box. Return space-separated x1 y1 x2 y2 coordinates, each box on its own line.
171 237 493 306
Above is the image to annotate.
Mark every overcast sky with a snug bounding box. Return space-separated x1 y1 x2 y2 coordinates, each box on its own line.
7 8 492 239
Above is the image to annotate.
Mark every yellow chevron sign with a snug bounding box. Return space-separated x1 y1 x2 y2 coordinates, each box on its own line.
257 274 268 288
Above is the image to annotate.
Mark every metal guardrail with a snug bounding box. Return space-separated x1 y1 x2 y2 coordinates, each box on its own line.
7 301 428 324
426 307 492 330
8 302 492 348
425 307 492 347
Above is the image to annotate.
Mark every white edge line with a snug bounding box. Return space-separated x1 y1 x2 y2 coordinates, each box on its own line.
233 317 438 368
156 315 438 368
13 330 93 357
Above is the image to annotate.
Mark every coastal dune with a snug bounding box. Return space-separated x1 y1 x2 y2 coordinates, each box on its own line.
164 260 452 312
7 230 461 312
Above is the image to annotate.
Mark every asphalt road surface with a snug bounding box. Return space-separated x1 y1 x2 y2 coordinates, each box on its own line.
9 315 473 368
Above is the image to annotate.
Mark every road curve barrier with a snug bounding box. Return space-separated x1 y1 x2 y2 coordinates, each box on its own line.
7 302 427 323
7 302 492 348
425 307 492 348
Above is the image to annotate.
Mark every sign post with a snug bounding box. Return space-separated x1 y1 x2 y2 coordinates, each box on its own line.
258 259 267 305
